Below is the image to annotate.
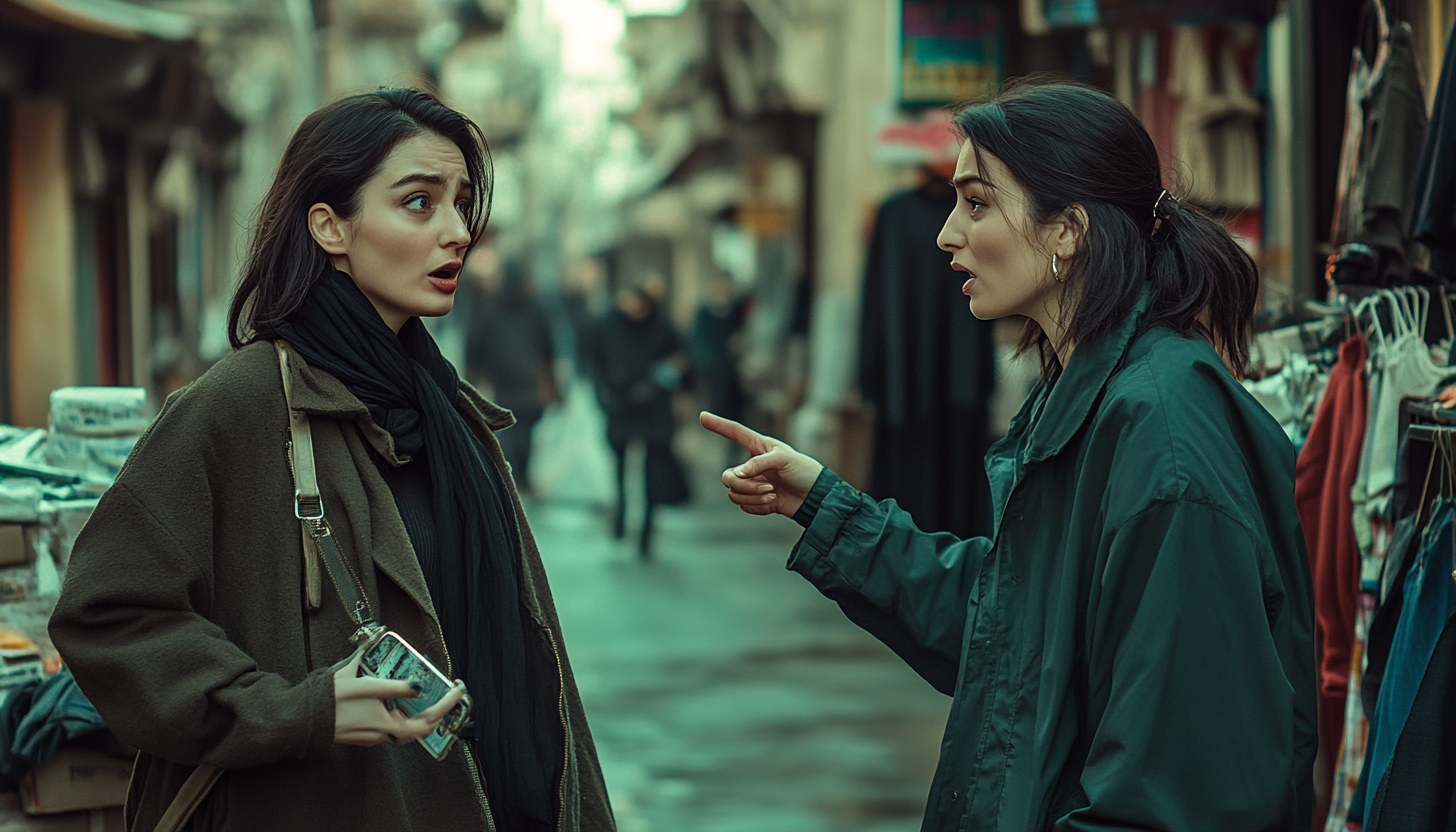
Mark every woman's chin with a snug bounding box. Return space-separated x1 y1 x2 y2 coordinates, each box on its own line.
414 297 457 319
966 298 1000 321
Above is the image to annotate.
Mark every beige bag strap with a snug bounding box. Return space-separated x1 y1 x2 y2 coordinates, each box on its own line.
275 342 378 630
276 341 323 610
147 343 336 830
151 764 222 832
276 341 323 519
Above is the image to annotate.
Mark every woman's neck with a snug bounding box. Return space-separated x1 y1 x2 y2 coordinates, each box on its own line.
1031 296 1075 368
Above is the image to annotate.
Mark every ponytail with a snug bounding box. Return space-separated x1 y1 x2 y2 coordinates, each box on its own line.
1145 195 1259 376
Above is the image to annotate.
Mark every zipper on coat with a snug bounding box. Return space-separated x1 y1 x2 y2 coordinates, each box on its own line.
462 740 498 832
430 615 497 829
544 627 571 829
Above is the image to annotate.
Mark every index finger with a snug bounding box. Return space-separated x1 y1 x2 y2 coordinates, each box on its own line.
699 411 769 454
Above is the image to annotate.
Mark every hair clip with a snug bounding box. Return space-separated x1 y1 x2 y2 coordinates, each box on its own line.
1151 189 1178 237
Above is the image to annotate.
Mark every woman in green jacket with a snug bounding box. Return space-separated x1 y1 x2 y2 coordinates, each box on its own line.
703 80 1316 831
51 89 613 831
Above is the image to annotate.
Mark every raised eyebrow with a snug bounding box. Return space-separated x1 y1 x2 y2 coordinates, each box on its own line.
950 174 987 190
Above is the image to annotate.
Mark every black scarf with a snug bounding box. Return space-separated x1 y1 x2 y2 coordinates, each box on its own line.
269 270 555 831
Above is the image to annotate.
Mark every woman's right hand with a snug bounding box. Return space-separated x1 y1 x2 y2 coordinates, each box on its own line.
699 411 824 518
332 648 466 747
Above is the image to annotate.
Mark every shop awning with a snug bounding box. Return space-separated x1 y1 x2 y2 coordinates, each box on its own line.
0 0 193 42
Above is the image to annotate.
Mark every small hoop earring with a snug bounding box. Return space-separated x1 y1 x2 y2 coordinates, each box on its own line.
1051 254 1064 283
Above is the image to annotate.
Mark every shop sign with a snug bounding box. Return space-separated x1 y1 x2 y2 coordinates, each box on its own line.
898 1 1002 106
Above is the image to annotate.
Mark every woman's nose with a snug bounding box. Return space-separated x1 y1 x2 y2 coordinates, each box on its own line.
443 210 471 248
936 217 959 252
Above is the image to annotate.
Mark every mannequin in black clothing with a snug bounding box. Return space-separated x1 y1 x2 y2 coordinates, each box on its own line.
858 169 996 540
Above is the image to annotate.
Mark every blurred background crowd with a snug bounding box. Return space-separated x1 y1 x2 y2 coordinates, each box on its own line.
1 0 1453 829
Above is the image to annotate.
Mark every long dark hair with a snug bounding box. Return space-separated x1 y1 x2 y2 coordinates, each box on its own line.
228 88 492 347
951 79 1259 376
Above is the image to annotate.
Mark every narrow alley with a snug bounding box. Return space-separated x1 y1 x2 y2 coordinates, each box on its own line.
529 425 950 832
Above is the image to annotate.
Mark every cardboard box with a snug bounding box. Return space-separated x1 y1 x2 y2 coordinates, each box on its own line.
0 788 121 830
20 746 131 815
0 565 35 603
0 525 34 567
0 646 45 692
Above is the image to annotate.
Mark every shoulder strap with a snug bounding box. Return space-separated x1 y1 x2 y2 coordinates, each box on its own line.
151 764 223 832
276 341 323 521
276 342 323 611
274 342 380 636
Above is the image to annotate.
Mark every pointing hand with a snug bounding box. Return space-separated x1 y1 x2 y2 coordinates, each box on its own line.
699 411 824 518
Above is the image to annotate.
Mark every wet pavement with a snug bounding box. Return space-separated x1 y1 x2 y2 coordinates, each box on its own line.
527 429 951 832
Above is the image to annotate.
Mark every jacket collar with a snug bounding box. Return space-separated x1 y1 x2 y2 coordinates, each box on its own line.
1022 290 1150 465
279 341 516 465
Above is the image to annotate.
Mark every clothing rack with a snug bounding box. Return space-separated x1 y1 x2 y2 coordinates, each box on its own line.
1403 398 1456 442
1391 407 1456 529
1331 284 1456 346
1406 422 1456 443
1397 399 1456 518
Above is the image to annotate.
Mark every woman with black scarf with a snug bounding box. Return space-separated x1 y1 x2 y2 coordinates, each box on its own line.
50 89 615 831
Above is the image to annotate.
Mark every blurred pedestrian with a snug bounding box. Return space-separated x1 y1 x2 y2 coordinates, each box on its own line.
49 88 613 831
592 282 688 558
688 270 748 451
463 258 558 495
562 256 611 380
702 80 1314 831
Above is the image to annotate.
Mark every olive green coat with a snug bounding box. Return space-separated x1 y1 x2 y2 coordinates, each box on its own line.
50 341 615 831
791 299 1317 831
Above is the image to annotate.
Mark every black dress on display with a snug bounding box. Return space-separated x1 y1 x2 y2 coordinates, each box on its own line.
858 181 996 540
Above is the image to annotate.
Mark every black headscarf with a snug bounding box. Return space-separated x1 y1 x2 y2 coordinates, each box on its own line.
269 270 555 830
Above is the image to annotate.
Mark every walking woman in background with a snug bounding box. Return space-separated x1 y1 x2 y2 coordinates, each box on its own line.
703 80 1316 831
50 89 613 831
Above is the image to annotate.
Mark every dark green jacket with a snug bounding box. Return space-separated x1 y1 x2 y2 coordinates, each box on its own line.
50 341 615 831
792 301 1316 831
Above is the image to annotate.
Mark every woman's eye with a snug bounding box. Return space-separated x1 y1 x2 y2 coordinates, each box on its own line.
966 197 987 215
405 194 430 210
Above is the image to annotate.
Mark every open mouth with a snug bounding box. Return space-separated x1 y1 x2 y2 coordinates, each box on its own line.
428 266 461 294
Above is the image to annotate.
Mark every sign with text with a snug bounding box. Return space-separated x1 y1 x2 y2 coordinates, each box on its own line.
899 1 1003 106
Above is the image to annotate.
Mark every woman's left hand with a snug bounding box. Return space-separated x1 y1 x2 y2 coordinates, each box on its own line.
332 649 466 747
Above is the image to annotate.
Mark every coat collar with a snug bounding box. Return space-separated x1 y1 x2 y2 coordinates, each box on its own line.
1022 290 1150 465
277 341 516 465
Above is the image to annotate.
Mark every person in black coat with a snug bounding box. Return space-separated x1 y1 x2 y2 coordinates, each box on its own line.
591 284 687 558
463 259 558 494
689 271 748 464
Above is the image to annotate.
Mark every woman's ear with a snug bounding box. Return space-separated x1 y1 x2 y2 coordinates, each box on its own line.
307 203 350 256
1051 204 1088 259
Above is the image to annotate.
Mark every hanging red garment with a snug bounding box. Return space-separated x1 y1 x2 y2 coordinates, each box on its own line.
1135 28 1179 189
1294 335 1368 782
